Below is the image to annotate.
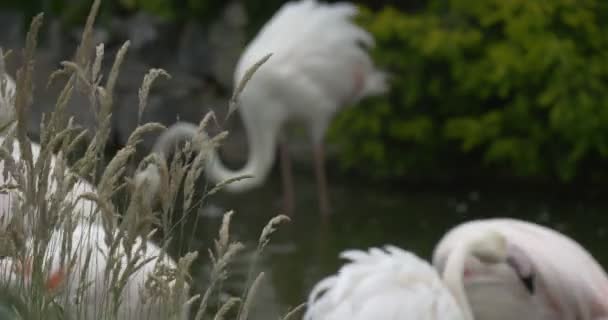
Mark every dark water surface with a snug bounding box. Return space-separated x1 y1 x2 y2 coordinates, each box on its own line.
183 174 608 319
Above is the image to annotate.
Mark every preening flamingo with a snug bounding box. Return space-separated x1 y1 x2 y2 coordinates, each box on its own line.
0 223 190 320
433 218 608 320
304 231 519 320
153 0 387 215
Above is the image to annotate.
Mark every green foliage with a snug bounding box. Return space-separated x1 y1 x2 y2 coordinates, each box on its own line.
330 0 608 181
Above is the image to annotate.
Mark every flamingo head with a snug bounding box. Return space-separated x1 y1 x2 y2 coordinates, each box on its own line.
470 230 535 294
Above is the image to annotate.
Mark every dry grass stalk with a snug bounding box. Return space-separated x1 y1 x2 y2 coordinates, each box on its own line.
0 0 294 318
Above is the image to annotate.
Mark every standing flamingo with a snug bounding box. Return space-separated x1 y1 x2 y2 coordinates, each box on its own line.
0 222 190 320
304 230 520 320
153 0 387 216
433 218 608 320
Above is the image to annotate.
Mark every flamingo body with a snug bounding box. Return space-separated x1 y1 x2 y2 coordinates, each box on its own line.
154 0 386 214
0 74 98 232
218 0 386 188
305 246 464 320
433 218 608 320
0 223 189 320
0 73 187 319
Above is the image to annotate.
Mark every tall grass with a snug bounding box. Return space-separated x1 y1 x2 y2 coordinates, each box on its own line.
0 0 301 319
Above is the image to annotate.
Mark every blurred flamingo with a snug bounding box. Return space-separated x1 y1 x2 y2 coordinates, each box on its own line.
153 0 387 216
304 230 516 320
433 218 608 320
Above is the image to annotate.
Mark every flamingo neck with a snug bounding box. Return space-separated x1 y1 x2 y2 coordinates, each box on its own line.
442 242 476 320
154 120 275 192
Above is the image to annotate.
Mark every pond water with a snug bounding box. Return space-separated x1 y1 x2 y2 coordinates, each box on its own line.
184 173 608 319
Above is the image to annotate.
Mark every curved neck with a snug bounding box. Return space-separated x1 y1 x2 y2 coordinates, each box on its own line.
154 120 276 192
442 242 475 320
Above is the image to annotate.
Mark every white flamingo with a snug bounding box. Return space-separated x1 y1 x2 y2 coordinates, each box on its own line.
0 222 190 320
304 230 517 320
433 218 608 320
0 73 99 232
152 0 387 215
0 71 15 126
0 72 187 319
0 62 164 232
0 134 102 226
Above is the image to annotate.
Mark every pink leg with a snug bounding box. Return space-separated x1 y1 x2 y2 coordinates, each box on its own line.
279 140 295 216
313 143 331 216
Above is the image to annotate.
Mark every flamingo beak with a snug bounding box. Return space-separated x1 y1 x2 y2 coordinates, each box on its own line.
505 245 536 295
519 274 535 294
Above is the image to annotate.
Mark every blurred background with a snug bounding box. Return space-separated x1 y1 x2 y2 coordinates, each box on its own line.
1 0 608 318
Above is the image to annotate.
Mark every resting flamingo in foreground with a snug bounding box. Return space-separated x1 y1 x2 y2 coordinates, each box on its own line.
0 71 98 231
152 0 387 216
0 223 190 320
433 218 608 320
0 57 164 232
0 70 187 319
304 229 523 320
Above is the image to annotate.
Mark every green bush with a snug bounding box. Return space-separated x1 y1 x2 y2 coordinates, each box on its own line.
330 0 608 181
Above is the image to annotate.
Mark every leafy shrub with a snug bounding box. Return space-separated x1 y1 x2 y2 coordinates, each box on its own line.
330 1 608 181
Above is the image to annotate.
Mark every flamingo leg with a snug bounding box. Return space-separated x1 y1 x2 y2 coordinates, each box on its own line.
279 139 295 216
313 143 331 216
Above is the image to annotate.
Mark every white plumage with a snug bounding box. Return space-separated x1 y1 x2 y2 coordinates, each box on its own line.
0 74 98 232
304 246 464 320
433 218 608 320
0 73 15 127
0 72 188 319
235 0 386 113
0 223 190 320
154 0 387 215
